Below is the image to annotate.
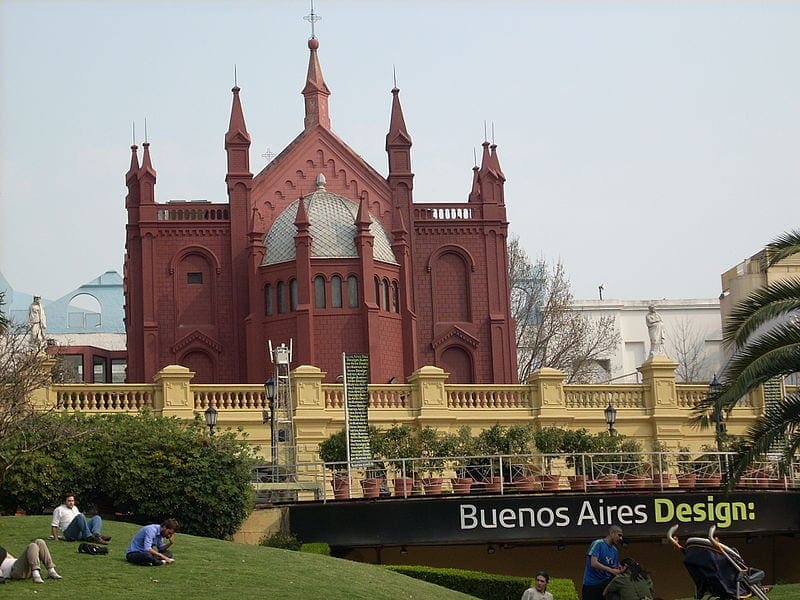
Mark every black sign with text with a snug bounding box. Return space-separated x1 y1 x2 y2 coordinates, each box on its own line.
290 491 800 547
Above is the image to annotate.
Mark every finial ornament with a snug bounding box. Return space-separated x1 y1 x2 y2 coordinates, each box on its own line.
144 117 148 144
234 64 238 87
304 0 321 39
132 121 136 146
315 173 326 190
393 64 397 89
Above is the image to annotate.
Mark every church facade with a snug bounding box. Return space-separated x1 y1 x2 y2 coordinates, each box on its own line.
123 37 517 385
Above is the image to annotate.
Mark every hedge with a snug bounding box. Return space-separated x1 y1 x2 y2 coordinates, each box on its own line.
385 565 578 600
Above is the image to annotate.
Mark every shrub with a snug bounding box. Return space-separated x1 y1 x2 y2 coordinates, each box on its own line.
0 410 256 538
260 531 301 550
300 542 330 555
385 565 578 600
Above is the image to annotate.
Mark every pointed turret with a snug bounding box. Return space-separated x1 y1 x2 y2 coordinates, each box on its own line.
137 142 157 204
225 85 252 177
295 195 310 229
468 165 480 203
302 38 331 130
489 143 505 180
356 193 372 231
125 145 140 209
477 140 506 206
386 88 412 150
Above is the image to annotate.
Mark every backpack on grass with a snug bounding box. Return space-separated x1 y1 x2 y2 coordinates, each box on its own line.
78 542 108 555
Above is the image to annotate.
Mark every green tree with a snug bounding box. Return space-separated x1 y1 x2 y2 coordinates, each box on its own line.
695 229 800 480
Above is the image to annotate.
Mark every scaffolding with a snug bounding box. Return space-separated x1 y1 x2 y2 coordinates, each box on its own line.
269 340 296 480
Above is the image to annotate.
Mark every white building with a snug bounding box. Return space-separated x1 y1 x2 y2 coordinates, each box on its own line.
571 298 723 383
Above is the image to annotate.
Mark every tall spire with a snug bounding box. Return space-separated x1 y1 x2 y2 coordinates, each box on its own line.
137 142 157 204
225 85 251 177
302 37 331 130
386 87 411 149
126 144 139 184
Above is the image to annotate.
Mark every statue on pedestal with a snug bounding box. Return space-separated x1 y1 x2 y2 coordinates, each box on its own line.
27 295 47 349
646 304 666 358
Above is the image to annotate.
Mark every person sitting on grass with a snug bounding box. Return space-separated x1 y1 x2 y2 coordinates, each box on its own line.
0 540 62 584
51 493 109 544
126 519 178 566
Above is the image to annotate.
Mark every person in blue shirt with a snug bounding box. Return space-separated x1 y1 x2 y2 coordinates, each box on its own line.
125 519 178 566
582 525 624 600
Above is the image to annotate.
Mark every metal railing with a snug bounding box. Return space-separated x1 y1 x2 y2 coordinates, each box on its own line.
250 451 800 504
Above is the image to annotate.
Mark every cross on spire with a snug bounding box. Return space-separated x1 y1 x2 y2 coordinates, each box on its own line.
304 0 321 39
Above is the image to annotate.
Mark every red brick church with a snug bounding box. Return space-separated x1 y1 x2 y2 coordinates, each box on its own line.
123 35 517 385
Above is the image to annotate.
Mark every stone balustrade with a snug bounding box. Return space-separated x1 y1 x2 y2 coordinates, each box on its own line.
34 356 770 462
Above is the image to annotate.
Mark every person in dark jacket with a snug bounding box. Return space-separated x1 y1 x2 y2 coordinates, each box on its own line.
603 557 654 600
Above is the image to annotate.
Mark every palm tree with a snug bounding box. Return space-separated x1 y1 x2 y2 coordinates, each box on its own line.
695 229 800 481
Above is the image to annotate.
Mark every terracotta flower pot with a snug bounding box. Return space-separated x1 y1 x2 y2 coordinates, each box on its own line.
537 474 561 491
421 477 444 495
569 475 587 491
623 474 652 489
332 474 350 500
513 476 542 492
393 477 414 497
451 477 473 494
676 473 697 489
696 473 722 488
485 477 503 493
360 477 382 498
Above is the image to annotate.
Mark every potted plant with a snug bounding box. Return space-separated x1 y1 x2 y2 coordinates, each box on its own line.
676 447 697 489
562 428 595 489
418 426 447 495
443 426 477 494
379 424 420 497
649 441 673 488
318 429 350 500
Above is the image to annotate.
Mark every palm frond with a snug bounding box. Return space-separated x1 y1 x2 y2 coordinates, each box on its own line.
722 278 800 349
727 392 800 483
766 228 800 267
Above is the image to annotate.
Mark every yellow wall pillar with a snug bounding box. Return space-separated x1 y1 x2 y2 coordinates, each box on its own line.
638 356 683 448
152 365 195 419
527 368 566 423
407 366 449 423
291 365 330 463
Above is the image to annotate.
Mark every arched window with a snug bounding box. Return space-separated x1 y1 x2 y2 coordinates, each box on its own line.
331 275 343 308
314 275 326 308
290 279 298 311
347 275 359 308
277 281 286 314
391 281 399 313
374 276 381 309
264 283 273 316
382 278 390 312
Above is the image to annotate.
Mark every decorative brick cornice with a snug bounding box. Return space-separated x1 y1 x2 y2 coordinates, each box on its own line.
431 325 480 350
171 330 223 354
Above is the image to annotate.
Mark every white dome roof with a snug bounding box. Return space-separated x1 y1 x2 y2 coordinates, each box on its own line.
262 179 398 266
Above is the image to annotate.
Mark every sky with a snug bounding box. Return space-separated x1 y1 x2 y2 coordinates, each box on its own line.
1 0 799 303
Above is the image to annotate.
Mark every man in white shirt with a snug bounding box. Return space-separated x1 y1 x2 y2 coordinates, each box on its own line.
50 493 109 544
0 540 62 584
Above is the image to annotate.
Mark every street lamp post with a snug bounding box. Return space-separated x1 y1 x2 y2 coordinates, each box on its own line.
263 377 276 465
708 374 725 452
204 405 218 436
604 403 617 436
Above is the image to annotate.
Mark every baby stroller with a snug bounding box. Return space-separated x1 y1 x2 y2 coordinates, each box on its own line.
667 525 770 600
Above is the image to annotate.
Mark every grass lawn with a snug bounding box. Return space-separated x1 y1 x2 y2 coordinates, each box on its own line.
0 516 476 599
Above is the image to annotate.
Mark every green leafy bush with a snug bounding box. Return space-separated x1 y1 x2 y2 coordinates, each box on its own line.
0 410 256 538
260 531 301 550
300 542 330 555
385 565 578 600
